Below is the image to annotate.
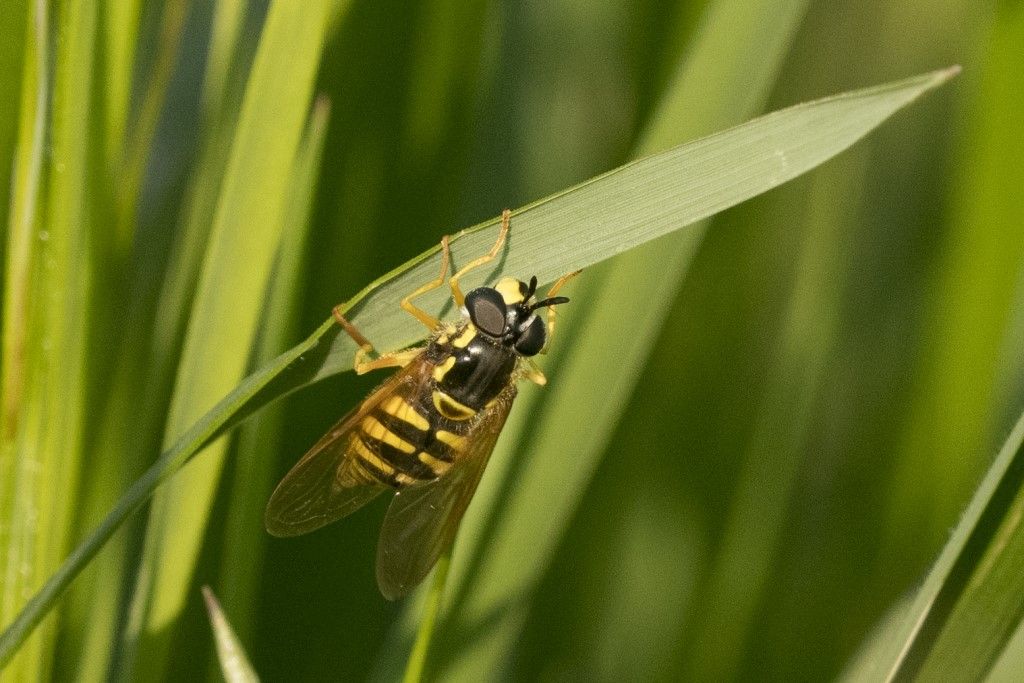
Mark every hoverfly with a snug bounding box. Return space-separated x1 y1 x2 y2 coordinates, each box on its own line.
265 210 577 599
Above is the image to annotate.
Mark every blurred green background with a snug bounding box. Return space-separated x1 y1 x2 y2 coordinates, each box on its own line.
1 0 1022 681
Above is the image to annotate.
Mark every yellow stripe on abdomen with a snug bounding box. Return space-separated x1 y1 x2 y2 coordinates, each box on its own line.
350 435 395 477
436 429 468 452
379 395 430 431
360 415 416 453
418 451 452 477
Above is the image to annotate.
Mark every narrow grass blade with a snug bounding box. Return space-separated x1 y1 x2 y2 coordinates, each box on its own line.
840 11 1024 681
0 316 338 670
843 410 1024 681
201 0 247 120
401 551 452 683
0 66 958 668
202 587 260 683
0 0 27 226
97 0 140 175
115 0 189 255
119 2 336 678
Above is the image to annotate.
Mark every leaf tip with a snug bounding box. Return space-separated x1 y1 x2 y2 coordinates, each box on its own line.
201 585 222 621
934 64 962 85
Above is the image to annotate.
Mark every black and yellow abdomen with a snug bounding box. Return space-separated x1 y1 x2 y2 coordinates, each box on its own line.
346 322 516 490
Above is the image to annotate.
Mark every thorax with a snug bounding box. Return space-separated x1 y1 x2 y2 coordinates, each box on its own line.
425 322 518 417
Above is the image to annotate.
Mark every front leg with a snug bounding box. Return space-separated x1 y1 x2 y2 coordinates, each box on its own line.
523 358 547 386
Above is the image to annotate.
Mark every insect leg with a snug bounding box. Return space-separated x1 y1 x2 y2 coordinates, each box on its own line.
448 208 510 307
540 269 581 353
353 347 422 374
523 358 547 386
332 307 421 374
400 234 452 330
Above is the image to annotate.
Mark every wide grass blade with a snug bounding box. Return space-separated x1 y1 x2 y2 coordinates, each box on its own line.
1 0 97 678
117 1 336 678
0 66 958 669
61 4 262 678
214 95 331 647
306 67 963 395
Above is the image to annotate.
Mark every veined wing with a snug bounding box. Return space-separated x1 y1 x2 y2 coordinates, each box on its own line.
375 384 517 600
265 356 432 537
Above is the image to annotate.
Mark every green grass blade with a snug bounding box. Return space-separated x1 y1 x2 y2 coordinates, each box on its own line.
843 410 1024 681
405 1 810 676
97 0 140 176
202 587 260 683
0 317 337 670
917 474 1024 680
844 10 1024 681
1 0 97 678
201 0 247 120
0 0 27 232
308 67 961 389
214 95 331 647
118 1 336 678
0 0 45 542
401 551 451 683
60 4 263 678
0 66 957 669
116 0 189 248
681 155 864 680
988 619 1024 682
883 0 1024 574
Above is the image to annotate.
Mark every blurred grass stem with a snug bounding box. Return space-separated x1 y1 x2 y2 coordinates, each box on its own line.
402 549 452 683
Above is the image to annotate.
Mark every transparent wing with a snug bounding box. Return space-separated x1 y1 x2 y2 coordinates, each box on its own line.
375 385 516 600
265 358 431 537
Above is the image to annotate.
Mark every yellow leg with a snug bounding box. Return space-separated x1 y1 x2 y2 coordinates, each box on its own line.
400 235 452 330
541 269 581 353
353 348 422 375
332 306 421 374
449 209 510 307
524 358 547 386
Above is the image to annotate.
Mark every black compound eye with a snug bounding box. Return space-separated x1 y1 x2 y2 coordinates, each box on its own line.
514 315 546 356
465 288 507 336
